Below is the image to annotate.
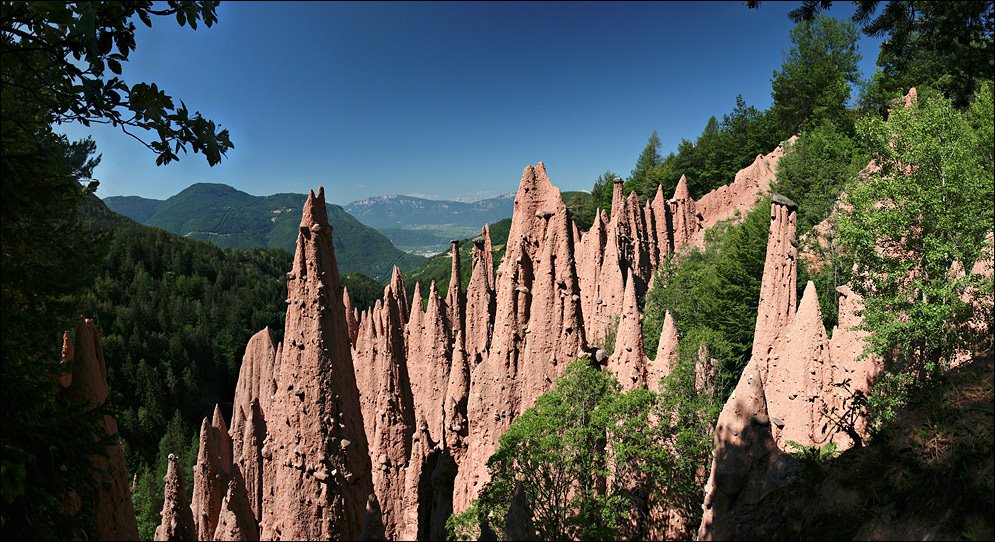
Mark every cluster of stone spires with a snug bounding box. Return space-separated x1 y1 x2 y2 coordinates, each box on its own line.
152 138 850 541
61 87 992 541
63 132 888 541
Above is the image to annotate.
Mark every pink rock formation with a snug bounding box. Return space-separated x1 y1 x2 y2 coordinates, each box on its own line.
698 198 801 540
482 224 495 289
398 422 430 541
646 311 679 392
389 265 410 325
236 399 266 524
627 190 653 285
698 194 890 538
359 281 416 540
154 454 197 541
344 286 359 346
669 175 702 252
752 197 799 359
465 228 496 367
444 340 470 458
212 475 259 541
456 162 587 512
696 139 793 234
405 281 450 445
606 269 648 390
763 282 834 449
575 206 610 341
231 327 277 431
260 187 375 540
68 317 140 541
644 198 660 269
697 356 792 540
167 144 828 540
517 193 586 407
576 177 631 343
192 409 233 541
229 327 277 526
445 241 465 341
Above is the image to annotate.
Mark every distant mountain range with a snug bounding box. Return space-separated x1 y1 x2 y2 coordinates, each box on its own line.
343 193 515 256
103 183 425 282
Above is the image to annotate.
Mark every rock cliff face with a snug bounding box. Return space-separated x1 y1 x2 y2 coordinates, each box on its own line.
68 317 140 541
698 199 881 539
259 187 376 540
154 454 197 541
163 138 866 541
455 162 587 512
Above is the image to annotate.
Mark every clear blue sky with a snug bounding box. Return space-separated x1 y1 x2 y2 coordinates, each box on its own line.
58 1 884 205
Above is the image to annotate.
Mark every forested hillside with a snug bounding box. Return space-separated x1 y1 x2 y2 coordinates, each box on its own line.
76 196 388 537
105 183 425 281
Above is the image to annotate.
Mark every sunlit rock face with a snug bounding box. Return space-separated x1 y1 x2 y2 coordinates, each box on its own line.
455 162 587 513
259 187 376 541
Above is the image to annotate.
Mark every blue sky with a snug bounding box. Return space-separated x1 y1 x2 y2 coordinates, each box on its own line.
58 1 884 204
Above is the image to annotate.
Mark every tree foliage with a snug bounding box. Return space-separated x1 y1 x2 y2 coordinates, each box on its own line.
837 82 994 379
1 1 233 165
0 116 112 538
628 131 667 197
787 1 995 110
771 13 862 133
75 217 289 471
773 122 869 234
450 361 669 541
651 329 726 538
2 3 232 536
622 97 787 203
642 202 771 401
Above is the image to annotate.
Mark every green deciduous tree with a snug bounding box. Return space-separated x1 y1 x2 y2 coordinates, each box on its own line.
771 13 862 133
2 1 233 165
787 1 995 110
643 201 771 401
652 328 726 538
449 361 669 541
773 121 870 233
837 82 994 379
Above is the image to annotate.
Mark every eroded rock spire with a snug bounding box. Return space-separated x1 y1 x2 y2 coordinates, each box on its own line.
260 186 375 540
606 268 647 390
154 454 196 541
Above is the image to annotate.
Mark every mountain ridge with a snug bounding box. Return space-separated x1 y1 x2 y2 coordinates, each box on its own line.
103 183 424 282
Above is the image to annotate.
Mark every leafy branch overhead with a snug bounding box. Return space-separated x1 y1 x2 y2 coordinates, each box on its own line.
1 1 233 166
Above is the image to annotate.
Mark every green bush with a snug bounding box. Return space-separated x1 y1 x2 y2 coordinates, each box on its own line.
453 361 668 541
